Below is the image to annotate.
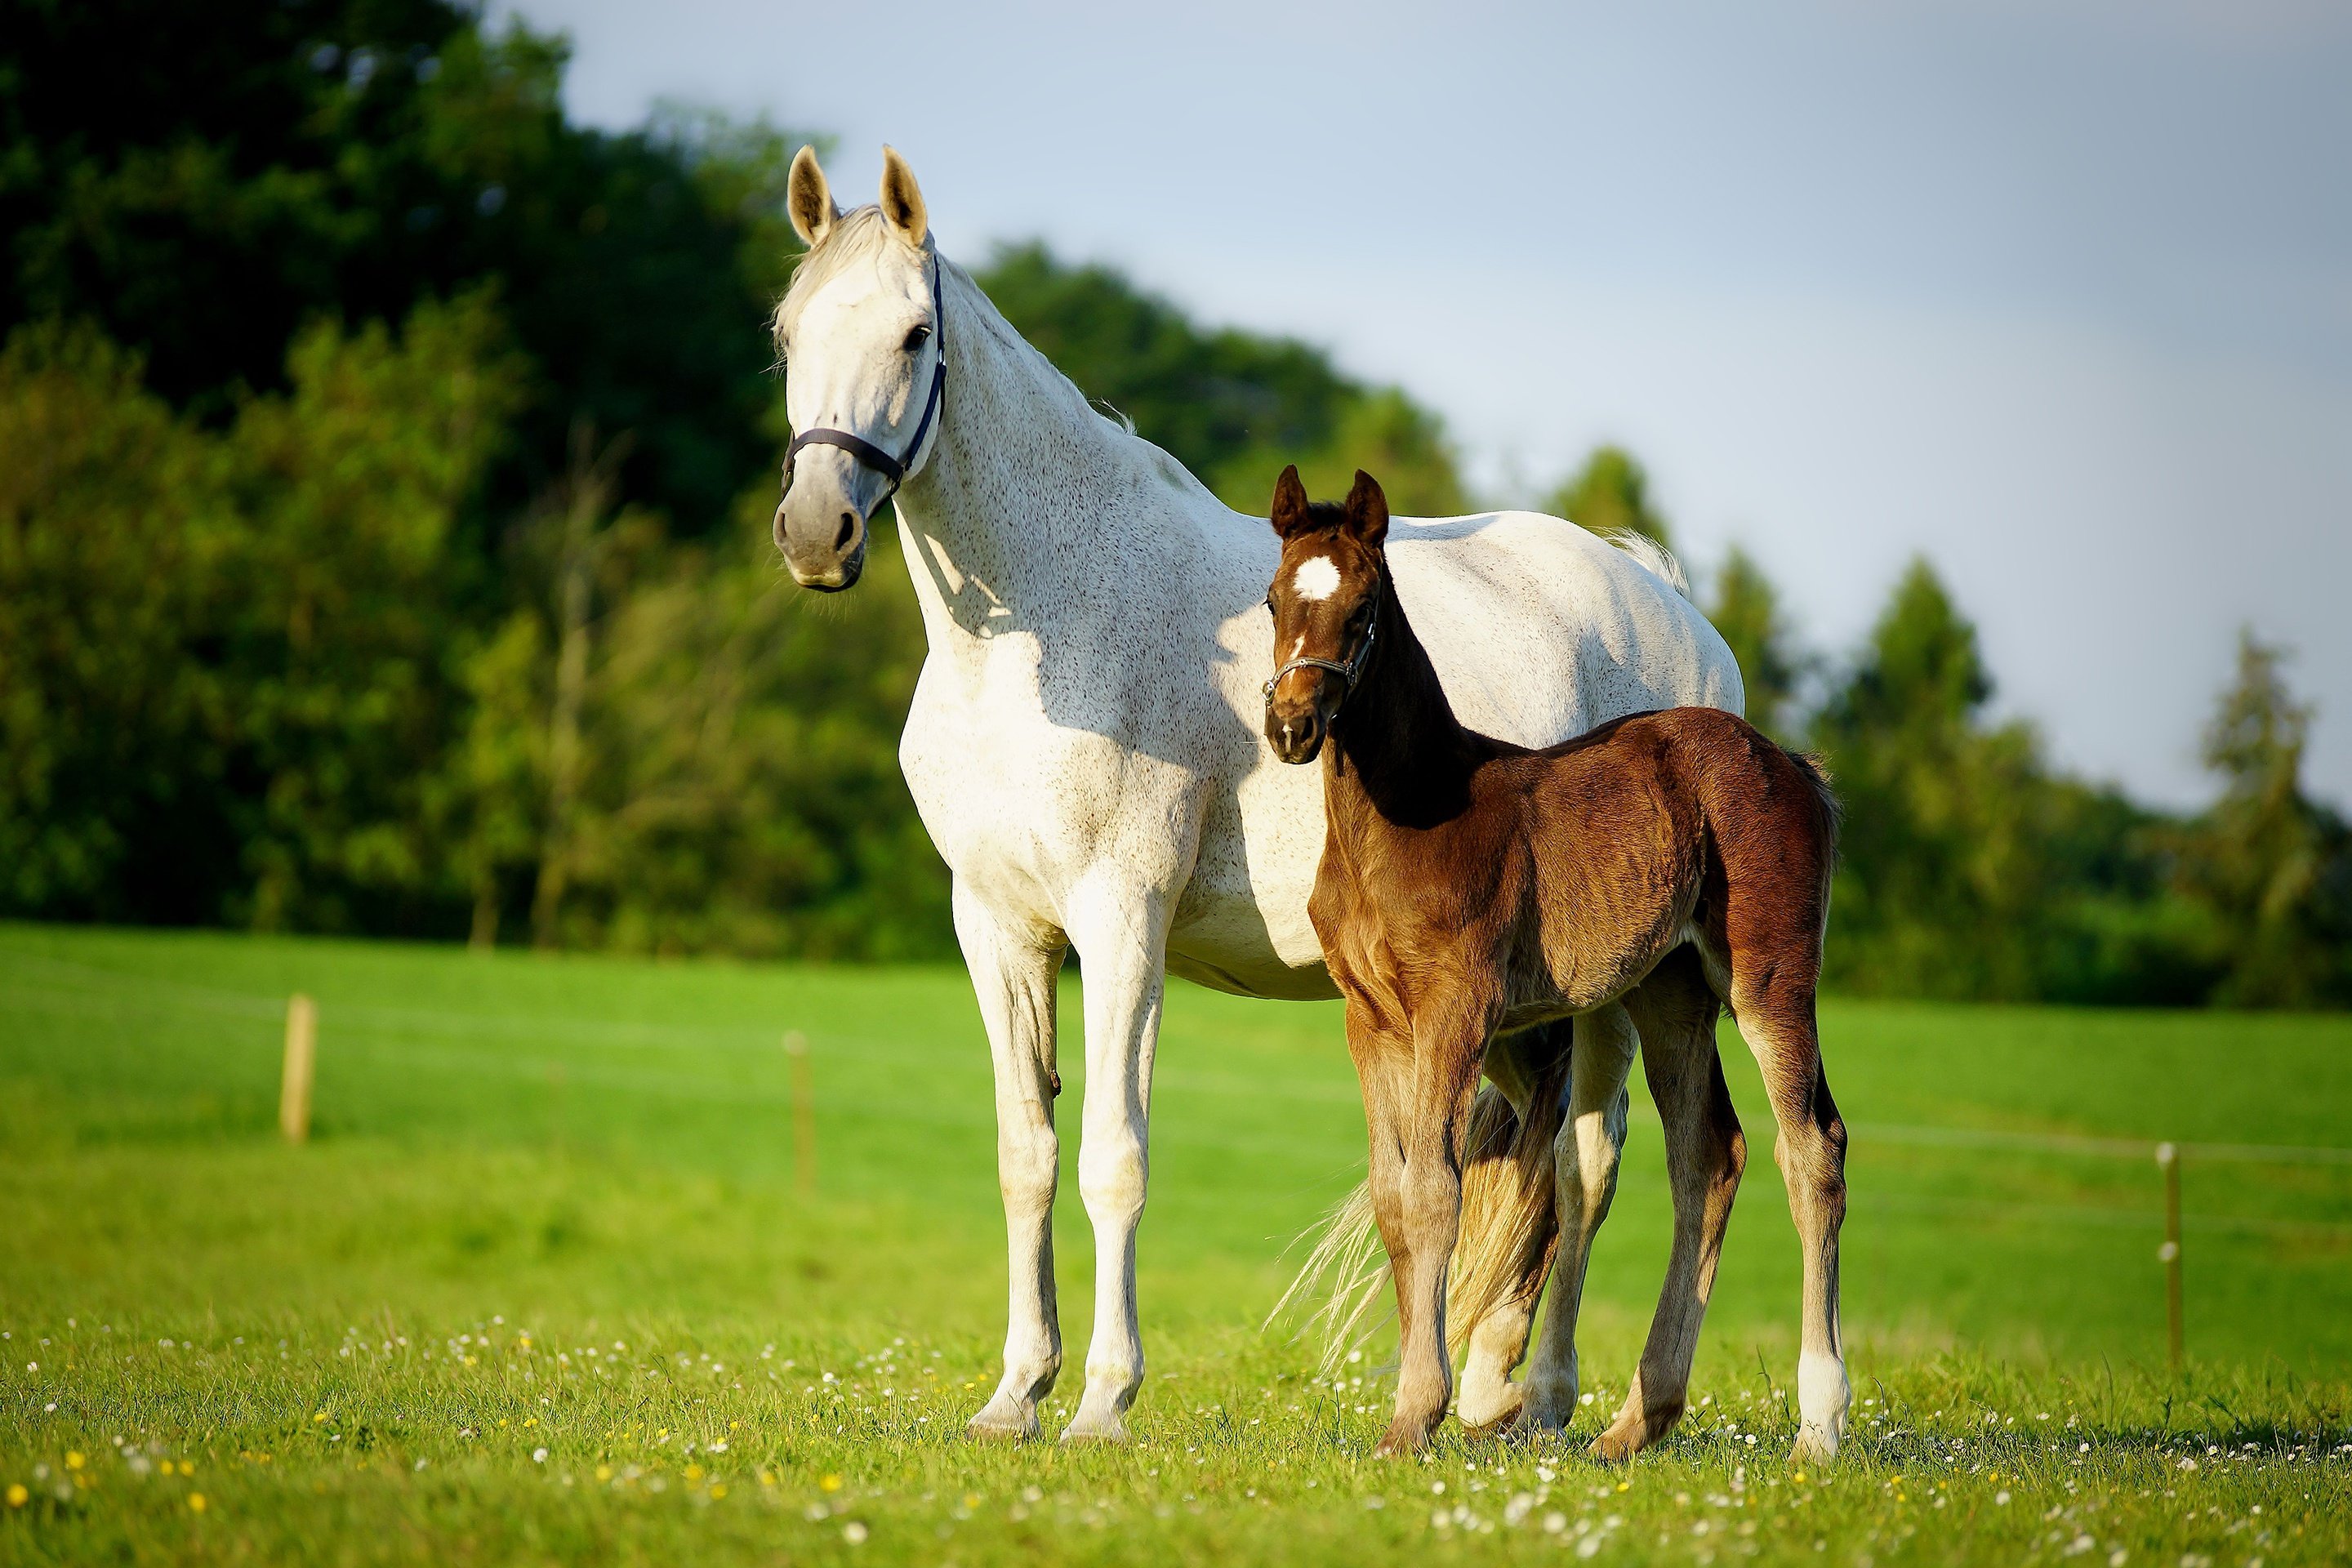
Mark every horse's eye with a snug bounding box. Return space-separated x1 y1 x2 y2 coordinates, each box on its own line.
902 323 933 353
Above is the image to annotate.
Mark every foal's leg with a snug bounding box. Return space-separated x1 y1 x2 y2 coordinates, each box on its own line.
1594 953 1747 1461
1726 961 1850 1464
954 884 1069 1441
1456 1024 1570 1434
1060 876 1176 1445
1380 998 1491 1456
1515 1003 1638 1434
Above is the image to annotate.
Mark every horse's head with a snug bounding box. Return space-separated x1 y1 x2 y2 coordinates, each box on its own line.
770 145 946 591
1263 466 1389 765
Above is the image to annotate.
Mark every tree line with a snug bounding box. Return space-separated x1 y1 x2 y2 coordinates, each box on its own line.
3 0 2344 1004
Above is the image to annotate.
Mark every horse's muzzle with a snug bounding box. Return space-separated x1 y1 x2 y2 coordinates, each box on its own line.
774 480 868 592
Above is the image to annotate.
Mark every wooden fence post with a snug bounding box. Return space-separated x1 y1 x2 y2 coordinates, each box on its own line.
785 1029 815 1198
2156 1141 2183 1371
280 994 318 1144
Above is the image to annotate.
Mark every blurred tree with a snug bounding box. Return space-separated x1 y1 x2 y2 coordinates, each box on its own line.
1212 387 1471 518
0 324 234 920
976 242 1356 487
0 1 807 534
1811 559 2049 998
1706 544 1804 740
1544 445 1673 549
2173 633 2352 1008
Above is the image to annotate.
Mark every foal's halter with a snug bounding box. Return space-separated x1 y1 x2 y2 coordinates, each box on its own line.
782 250 947 506
1263 589 1379 708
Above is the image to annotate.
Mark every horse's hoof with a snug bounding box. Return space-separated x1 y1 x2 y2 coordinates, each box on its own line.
1788 1424 1839 1467
1374 1425 1432 1459
1058 1414 1131 1446
966 1398 1041 1443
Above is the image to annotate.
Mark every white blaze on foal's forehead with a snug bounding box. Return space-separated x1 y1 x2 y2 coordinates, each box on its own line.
1288 554 1342 603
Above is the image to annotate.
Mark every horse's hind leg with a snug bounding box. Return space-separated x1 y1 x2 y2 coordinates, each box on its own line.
1724 955 1849 1464
1513 1004 1638 1435
1592 950 1744 1461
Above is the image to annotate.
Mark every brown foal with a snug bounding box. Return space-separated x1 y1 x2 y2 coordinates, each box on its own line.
1263 466 1851 1462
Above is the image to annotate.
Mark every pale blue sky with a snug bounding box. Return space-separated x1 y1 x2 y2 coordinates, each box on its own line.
501 0 2352 808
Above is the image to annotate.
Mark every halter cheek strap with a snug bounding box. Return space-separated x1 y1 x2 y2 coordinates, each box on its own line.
783 251 947 505
1262 595 1379 706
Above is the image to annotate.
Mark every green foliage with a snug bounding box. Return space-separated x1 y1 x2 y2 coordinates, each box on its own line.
0 297 524 931
1214 387 1471 518
1543 443 1673 549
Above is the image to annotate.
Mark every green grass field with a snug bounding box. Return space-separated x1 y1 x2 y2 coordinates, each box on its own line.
2 921 2348 1566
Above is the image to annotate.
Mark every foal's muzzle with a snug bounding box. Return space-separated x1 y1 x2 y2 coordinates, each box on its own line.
1264 670 1336 765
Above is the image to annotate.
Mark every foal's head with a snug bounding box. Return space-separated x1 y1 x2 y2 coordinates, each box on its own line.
1263 466 1389 765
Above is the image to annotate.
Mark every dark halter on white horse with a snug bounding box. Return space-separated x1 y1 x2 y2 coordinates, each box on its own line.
1263 592 1379 707
782 250 947 506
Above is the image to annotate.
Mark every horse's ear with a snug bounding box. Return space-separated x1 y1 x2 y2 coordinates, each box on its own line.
788 145 836 247
880 145 929 247
1344 470 1389 548
1270 465 1312 538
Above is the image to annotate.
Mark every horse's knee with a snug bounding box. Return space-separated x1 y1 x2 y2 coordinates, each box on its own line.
1076 1142 1146 1227
998 1129 1058 1217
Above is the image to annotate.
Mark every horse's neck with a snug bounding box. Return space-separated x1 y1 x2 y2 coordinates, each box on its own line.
1326 570 1486 831
892 267 1186 648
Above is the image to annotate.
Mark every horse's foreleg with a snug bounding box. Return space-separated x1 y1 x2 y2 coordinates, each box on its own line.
954 884 1068 1442
1515 1003 1639 1435
1059 878 1174 1445
1594 956 1743 1461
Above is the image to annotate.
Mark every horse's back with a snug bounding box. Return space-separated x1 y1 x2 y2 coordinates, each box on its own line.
1384 510 1744 750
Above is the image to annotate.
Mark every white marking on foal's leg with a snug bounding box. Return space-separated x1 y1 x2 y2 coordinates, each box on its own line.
1797 1348 1851 1461
1289 555 1341 602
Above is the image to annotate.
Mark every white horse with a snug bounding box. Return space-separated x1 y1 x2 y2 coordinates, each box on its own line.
771 147 1838 1457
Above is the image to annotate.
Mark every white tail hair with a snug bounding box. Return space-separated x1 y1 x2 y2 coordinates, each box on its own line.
1602 530 1693 601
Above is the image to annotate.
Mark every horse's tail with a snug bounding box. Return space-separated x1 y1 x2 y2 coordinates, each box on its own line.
1269 1054 1571 1374
1599 530 1694 602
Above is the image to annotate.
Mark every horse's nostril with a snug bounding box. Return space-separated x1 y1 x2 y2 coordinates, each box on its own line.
835 512 857 551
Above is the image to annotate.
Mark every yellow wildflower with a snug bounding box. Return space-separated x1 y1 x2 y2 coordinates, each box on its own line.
820 1473 843 1493
188 1494 207 1513
65 1453 84 1470
6 1484 26 1508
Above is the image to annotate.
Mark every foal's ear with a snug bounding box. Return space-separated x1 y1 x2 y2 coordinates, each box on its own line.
1270 465 1312 539
880 145 929 247
787 145 837 248
1344 469 1389 548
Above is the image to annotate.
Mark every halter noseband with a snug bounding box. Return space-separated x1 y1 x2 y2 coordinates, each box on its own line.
1263 591 1379 706
782 250 947 506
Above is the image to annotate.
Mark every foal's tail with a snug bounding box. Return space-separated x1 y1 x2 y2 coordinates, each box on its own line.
1269 1054 1572 1372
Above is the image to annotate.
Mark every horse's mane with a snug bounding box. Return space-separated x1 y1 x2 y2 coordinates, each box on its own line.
772 207 1201 497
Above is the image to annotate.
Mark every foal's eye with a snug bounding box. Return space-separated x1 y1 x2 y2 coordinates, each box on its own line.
902 323 933 353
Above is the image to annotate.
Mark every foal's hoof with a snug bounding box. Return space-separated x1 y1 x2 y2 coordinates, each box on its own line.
1588 1419 1650 1465
966 1397 1040 1443
1788 1424 1840 1468
1506 1392 1572 1441
1374 1423 1433 1459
